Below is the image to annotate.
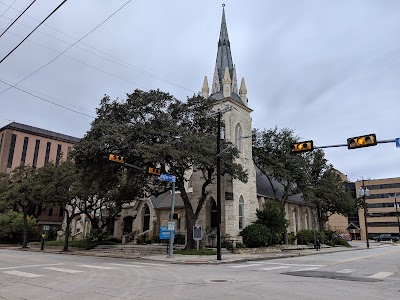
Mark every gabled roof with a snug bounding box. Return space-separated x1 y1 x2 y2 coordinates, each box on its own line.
150 191 190 209
347 222 360 230
0 122 80 144
256 166 314 206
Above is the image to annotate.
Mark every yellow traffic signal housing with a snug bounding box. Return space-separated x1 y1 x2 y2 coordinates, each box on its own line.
347 134 377 150
148 167 161 176
172 212 181 220
108 154 125 163
291 140 314 153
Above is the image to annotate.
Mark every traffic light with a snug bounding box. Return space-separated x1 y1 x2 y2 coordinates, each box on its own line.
108 153 125 163
147 167 161 176
291 140 313 153
171 212 181 220
347 134 377 150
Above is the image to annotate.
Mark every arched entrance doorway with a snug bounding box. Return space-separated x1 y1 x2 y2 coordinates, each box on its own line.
142 204 150 232
123 216 133 235
209 199 217 229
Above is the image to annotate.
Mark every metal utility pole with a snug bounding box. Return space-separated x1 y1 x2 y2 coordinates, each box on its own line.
216 111 222 261
360 179 370 248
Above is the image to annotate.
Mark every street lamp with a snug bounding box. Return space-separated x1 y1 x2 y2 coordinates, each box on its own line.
390 193 400 236
359 180 370 248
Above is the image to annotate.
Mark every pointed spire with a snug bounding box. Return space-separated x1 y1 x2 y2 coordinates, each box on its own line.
202 76 209 98
231 64 238 94
239 77 247 104
211 66 220 94
223 66 231 98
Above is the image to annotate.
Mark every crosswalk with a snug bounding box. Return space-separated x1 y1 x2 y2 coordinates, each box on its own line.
0 262 168 279
227 262 396 279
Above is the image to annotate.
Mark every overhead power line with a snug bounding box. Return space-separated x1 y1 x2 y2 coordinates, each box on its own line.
0 0 37 39
0 0 68 64
0 0 196 94
0 0 133 96
0 77 95 118
0 0 17 19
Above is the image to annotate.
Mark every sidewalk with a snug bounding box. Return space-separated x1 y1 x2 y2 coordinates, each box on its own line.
4 241 396 264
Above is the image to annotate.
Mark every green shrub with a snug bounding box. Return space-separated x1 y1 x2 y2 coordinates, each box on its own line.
174 233 186 245
235 242 246 248
296 230 326 245
240 224 271 248
333 237 351 247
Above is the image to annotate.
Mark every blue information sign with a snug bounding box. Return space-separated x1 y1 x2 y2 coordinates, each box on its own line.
159 173 176 183
396 138 400 148
159 226 175 240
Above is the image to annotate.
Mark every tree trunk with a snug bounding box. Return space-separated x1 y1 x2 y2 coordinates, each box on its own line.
22 211 28 248
63 216 71 251
185 212 197 250
317 203 324 232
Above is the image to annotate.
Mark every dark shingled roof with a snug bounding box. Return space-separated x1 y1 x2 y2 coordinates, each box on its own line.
0 122 80 144
150 191 191 209
256 167 314 206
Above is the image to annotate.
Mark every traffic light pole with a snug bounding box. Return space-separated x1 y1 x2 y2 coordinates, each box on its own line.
216 111 222 261
362 179 370 249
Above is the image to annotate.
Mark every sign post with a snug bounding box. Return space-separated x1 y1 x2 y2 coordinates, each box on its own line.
193 224 203 252
159 173 176 258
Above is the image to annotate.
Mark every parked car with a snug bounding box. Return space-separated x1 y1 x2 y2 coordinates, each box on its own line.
373 234 399 242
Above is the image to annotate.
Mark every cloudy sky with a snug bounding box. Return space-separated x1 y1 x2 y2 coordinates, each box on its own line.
0 0 399 181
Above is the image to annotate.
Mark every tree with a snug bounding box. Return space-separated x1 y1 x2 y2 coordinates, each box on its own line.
74 89 247 249
304 150 355 230
0 166 44 247
252 127 309 243
255 201 288 245
0 210 39 243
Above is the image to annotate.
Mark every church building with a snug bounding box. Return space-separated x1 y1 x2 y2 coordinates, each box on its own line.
111 7 317 245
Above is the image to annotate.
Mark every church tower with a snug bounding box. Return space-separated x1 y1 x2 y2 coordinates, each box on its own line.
201 5 258 239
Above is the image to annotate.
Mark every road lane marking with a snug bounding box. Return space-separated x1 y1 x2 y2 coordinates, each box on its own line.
260 262 326 267
294 267 320 272
331 249 400 266
108 263 145 268
3 270 43 278
128 262 167 267
43 267 83 273
336 269 355 274
261 266 291 271
77 265 116 270
369 272 394 279
231 264 261 268
0 263 63 270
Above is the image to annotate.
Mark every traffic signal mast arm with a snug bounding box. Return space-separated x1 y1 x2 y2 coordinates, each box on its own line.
314 138 396 149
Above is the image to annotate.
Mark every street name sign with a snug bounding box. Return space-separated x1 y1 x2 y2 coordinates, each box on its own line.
43 225 50 231
159 173 176 183
396 138 400 148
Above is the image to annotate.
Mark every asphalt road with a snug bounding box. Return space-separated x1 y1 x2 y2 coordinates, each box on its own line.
0 245 399 300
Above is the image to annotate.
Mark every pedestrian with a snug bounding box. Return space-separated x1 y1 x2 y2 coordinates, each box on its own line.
316 239 321 251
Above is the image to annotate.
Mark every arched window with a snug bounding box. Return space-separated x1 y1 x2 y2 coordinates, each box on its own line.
210 200 217 229
188 175 193 188
142 204 150 232
239 196 244 230
235 123 243 153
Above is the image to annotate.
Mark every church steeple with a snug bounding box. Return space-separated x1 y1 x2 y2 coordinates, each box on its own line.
209 5 246 106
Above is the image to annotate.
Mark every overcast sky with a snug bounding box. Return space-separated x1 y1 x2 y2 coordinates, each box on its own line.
0 0 399 182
